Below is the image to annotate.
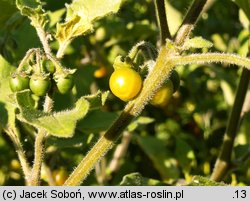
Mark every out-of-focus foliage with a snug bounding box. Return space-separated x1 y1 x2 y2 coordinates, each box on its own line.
0 0 249 186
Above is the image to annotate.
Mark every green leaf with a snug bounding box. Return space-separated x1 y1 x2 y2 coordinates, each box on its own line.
188 176 227 186
119 172 167 186
128 116 154 132
0 0 17 28
175 139 196 171
16 90 90 138
56 0 123 49
16 0 48 27
67 0 122 22
239 9 250 29
137 136 180 181
77 110 118 133
0 55 16 130
183 37 213 50
232 0 250 21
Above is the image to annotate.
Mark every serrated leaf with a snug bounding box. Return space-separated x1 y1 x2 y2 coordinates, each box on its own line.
16 0 48 27
56 0 122 50
232 0 250 21
183 37 213 50
119 172 167 186
0 55 16 130
16 90 89 138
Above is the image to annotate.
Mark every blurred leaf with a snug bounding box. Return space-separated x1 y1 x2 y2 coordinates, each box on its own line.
238 29 249 56
0 0 17 28
56 0 123 49
239 9 250 29
211 34 227 52
128 116 154 132
48 8 66 27
0 55 16 130
137 136 180 181
16 90 89 138
165 1 182 36
188 176 227 186
16 0 48 27
220 80 235 106
183 37 213 50
175 138 196 171
232 0 250 21
77 110 118 133
119 172 167 186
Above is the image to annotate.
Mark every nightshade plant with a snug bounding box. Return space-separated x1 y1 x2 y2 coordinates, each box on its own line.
0 0 250 185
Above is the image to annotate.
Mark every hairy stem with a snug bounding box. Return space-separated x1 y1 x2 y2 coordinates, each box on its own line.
36 26 52 55
172 53 250 70
64 46 175 185
154 0 171 44
28 129 46 185
17 48 38 72
28 94 53 185
174 0 208 46
211 68 250 181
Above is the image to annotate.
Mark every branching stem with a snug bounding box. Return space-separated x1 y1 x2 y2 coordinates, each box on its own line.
174 0 208 46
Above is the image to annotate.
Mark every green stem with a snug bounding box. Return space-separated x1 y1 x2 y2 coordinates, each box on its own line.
28 94 53 185
128 41 158 61
210 68 250 181
174 0 207 46
17 48 37 72
154 0 171 44
171 53 250 70
64 46 175 185
56 40 71 59
36 26 52 55
28 129 46 186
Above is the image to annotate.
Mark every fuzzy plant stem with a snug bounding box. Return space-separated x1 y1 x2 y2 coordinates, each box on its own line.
28 94 53 185
174 0 208 46
172 53 250 70
36 26 52 55
154 0 171 43
210 68 250 181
